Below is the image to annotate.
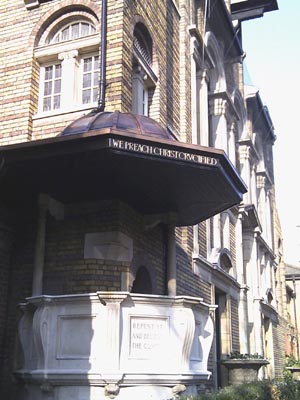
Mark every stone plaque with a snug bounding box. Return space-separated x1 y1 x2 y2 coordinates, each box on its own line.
56 315 94 359
129 316 168 359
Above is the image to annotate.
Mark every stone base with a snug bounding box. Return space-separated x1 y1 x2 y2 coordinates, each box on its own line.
228 367 258 385
222 359 269 386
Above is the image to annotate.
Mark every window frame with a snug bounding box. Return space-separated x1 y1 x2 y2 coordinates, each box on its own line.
80 53 100 106
34 31 99 117
40 61 63 113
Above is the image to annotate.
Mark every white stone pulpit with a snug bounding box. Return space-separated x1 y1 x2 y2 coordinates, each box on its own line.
16 292 215 400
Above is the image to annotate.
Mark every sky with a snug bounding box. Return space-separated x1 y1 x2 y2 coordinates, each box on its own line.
241 0 300 266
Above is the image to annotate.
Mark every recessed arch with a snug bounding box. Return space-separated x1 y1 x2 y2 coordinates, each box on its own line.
131 15 159 76
218 248 236 279
131 266 153 294
130 253 158 295
205 31 226 92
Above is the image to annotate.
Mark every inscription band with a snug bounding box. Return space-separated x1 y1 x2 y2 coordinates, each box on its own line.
109 138 218 166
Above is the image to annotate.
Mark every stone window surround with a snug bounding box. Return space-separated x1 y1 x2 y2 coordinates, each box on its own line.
34 34 100 117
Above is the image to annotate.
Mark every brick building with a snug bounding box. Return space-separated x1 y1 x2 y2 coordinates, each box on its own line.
0 0 289 399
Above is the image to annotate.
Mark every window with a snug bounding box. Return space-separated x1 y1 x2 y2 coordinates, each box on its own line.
42 63 62 112
35 17 99 115
48 22 96 44
82 55 99 104
132 23 157 116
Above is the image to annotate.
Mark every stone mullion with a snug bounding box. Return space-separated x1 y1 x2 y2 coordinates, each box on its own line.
58 50 79 111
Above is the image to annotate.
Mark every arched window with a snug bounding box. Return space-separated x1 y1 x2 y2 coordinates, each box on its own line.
34 14 99 114
47 21 96 44
132 22 157 117
219 250 236 279
133 23 153 68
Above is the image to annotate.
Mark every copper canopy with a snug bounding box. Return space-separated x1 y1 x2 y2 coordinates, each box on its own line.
0 111 247 226
61 110 176 141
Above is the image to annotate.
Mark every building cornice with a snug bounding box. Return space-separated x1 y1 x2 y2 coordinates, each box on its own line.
231 0 279 22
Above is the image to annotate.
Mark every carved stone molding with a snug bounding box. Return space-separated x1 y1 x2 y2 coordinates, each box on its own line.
172 384 186 399
105 384 120 399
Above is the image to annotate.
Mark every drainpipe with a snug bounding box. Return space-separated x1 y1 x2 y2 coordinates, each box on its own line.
97 0 107 112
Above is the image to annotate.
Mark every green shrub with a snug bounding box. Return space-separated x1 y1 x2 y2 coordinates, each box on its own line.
277 371 300 400
180 382 273 400
180 377 300 400
285 354 300 368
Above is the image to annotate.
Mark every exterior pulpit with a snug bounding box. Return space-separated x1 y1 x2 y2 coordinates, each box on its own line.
16 293 215 400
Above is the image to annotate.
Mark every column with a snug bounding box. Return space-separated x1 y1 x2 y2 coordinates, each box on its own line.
167 225 176 297
32 194 64 296
210 214 221 262
253 232 264 355
193 225 199 257
228 121 236 166
251 166 258 206
257 174 267 237
32 194 48 296
222 211 230 250
236 212 249 353
199 69 209 146
132 66 147 116
191 49 198 145
58 50 79 108
239 145 251 204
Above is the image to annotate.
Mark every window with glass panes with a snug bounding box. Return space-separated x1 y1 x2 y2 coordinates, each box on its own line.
42 63 62 112
48 22 96 44
82 55 99 104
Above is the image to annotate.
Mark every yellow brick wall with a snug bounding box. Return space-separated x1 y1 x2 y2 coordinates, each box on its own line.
0 0 182 143
42 200 166 295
